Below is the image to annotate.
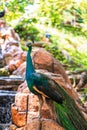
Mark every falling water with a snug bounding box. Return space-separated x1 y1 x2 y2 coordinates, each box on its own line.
0 90 16 130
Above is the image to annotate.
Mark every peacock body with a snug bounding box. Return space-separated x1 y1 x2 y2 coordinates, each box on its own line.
26 42 87 130
26 43 63 104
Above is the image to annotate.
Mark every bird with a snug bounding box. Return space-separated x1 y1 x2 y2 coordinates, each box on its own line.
25 41 63 118
25 42 87 130
45 31 51 39
0 9 5 18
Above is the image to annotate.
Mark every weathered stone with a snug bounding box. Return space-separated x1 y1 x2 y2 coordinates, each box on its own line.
13 62 26 76
52 74 79 101
3 45 26 73
3 46 20 61
28 93 39 112
0 76 24 85
10 124 17 130
32 48 71 85
24 119 40 130
27 93 40 123
41 99 56 120
15 93 29 111
3 52 13 65
7 62 17 72
11 104 26 127
8 50 26 71
42 119 64 130
11 81 62 129
17 81 29 93
23 119 64 130
0 45 6 68
13 51 26 61
16 127 24 130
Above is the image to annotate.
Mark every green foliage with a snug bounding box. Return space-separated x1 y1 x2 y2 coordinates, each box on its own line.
0 0 31 23
0 68 10 76
39 0 73 26
14 18 40 41
44 42 67 64
80 88 87 103
1 0 87 72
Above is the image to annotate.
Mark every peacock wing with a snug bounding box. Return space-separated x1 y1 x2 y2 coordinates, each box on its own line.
32 73 63 104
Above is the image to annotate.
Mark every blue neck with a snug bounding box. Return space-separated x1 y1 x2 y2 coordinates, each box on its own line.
26 47 35 79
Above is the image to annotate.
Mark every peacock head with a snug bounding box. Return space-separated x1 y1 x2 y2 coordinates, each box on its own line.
26 41 33 53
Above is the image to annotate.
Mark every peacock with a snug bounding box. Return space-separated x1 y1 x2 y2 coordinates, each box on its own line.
25 42 87 130
26 42 63 106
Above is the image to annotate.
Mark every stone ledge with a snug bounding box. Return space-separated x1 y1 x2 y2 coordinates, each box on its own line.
10 119 64 130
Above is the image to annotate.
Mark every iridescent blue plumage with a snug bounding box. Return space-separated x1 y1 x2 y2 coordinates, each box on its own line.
26 42 63 104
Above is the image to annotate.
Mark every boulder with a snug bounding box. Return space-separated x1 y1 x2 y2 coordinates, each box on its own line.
0 76 24 90
10 81 64 130
32 48 71 85
13 62 26 77
0 45 6 67
4 47 26 73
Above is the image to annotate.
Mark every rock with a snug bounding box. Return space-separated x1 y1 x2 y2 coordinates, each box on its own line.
23 119 64 130
13 62 26 77
0 76 24 90
41 119 64 130
3 46 20 65
4 48 26 73
15 92 29 111
0 20 20 49
11 104 26 127
32 48 71 85
24 119 41 130
11 81 64 129
10 124 17 130
10 47 80 129
0 45 6 67
13 51 26 61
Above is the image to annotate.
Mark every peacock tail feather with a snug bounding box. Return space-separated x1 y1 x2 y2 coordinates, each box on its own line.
54 84 87 130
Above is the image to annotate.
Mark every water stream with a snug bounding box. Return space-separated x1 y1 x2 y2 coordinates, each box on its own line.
0 90 16 130
0 76 24 130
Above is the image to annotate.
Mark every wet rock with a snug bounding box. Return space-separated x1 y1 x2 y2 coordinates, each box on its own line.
0 76 24 90
0 90 16 124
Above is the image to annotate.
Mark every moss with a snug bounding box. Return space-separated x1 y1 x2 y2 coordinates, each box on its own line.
0 68 10 76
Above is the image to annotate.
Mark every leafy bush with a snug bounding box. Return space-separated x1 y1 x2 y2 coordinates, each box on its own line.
14 18 40 41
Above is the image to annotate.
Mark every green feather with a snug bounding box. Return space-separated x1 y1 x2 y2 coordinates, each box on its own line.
55 103 75 130
54 84 87 130
26 43 87 130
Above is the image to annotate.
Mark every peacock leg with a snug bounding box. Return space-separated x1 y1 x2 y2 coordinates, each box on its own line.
38 94 43 119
